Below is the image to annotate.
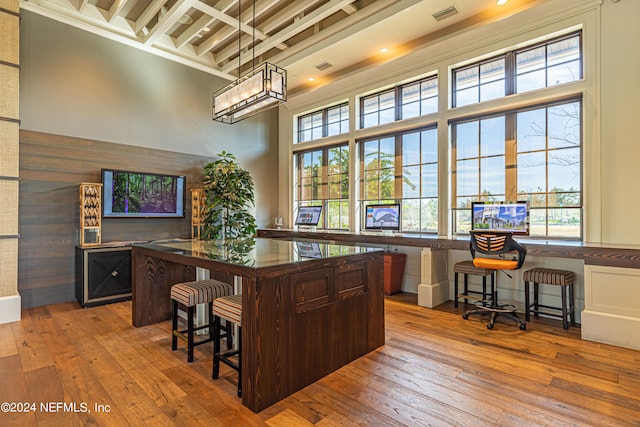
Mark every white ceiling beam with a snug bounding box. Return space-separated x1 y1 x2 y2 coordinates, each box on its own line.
342 4 357 15
76 0 88 13
221 0 357 74
212 0 327 64
175 14 215 48
107 0 129 23
191 1 266 38
143 0 194 46
174 0 239 49
134 0 164 34
194 0 278 58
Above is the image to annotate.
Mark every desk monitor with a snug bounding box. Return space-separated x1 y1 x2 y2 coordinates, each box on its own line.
471 201 529 235
364 203 401 231
295 205 323 226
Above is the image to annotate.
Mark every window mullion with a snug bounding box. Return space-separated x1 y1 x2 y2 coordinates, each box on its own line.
505 113 518 201
395 135 403 199
505 51 516 96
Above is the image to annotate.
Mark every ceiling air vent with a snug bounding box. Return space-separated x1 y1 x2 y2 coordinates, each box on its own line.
432 5 459 22
315 62 333 71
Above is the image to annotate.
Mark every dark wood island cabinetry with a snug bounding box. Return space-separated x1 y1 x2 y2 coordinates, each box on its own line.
131 238 384 412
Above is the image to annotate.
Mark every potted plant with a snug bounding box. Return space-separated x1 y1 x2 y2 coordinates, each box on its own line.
202 151 256 241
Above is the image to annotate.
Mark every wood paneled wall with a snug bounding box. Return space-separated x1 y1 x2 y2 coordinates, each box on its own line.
19 130 213 309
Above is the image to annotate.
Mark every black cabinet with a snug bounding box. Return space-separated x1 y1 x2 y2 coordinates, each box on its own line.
76 246 132 307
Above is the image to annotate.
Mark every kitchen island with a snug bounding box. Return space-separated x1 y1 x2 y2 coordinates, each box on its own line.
131 238 385 412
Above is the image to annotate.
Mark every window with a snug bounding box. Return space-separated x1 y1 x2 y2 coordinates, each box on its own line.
360 76 438 128
451 98 582 238
516 33 582 93
453 32 581 107
359 127 438 232
297 103 349 143
454 57 506 107
295 144 349 230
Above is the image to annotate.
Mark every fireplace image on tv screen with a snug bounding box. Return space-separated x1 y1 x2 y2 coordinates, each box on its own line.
102 169 185 218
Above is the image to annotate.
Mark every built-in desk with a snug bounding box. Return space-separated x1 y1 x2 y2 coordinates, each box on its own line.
259 229 640 351
131 238 384 412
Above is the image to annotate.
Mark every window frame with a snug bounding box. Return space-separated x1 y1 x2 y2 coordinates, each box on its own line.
296 103 349 143
358 125 439 234
452 31 582 108
450 96 583 239
294 143 350 230
359 75 438 129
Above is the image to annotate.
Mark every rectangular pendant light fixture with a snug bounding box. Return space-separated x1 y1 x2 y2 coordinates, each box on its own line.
212 62 287 124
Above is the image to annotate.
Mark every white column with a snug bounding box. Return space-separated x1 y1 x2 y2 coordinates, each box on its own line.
417 248 449 308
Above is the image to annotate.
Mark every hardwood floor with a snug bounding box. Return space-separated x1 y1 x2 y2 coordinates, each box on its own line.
1 295 639 426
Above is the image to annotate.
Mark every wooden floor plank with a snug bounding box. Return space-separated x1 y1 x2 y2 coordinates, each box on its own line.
0 323 18 358
2 295 640 426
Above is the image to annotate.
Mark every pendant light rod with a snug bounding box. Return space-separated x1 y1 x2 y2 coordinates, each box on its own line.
237 0 241 77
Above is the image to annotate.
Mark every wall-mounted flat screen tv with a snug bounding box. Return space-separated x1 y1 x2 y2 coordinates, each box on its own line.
364 203 401 231
102 169 186 218
471 201 529 235
295 205 322 226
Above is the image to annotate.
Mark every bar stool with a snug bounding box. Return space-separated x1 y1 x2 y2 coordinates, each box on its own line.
523 268 576 330
212 293 243 397
171 279 233 362
453 260 493 308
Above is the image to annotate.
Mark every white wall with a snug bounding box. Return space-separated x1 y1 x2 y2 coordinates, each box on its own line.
19 11 279 228
600 0 640 244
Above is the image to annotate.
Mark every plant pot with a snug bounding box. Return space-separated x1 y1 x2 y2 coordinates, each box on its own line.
384 252 406 296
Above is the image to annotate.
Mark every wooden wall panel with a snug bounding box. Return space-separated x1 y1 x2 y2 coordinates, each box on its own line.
0 121 19 176
0 0 19 13
0 66 18 119
0 0 19 315
0 239 18 296
0 12 19 64
19 130 213 308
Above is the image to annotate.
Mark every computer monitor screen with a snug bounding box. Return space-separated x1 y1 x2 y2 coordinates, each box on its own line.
471 201 529 235
295 206 323 226
364 203 401 231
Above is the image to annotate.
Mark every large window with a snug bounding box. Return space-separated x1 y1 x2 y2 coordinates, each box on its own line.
297 103 349 143
360 76 438 128
453 32 581 107
359 127 438 232
452 98 582 238
295 145 349 230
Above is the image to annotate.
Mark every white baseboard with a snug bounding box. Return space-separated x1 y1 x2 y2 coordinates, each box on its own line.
0 294 21 324
582 309 640 351
417 281 448 308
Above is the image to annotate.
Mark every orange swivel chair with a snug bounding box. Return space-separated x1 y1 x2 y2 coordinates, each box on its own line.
463 230 527 330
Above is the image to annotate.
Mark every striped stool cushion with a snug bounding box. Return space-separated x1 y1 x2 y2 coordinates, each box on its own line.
170 279 233 307
523 268 576 286
454 260 492 276
212 294 243 325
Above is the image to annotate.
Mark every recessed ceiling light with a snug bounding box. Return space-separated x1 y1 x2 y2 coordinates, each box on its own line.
496 0 508 5
203 27 211 32
308 77 315 82
380 47 389 53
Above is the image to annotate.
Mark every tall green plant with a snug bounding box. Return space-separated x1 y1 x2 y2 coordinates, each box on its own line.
202 151 256 240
